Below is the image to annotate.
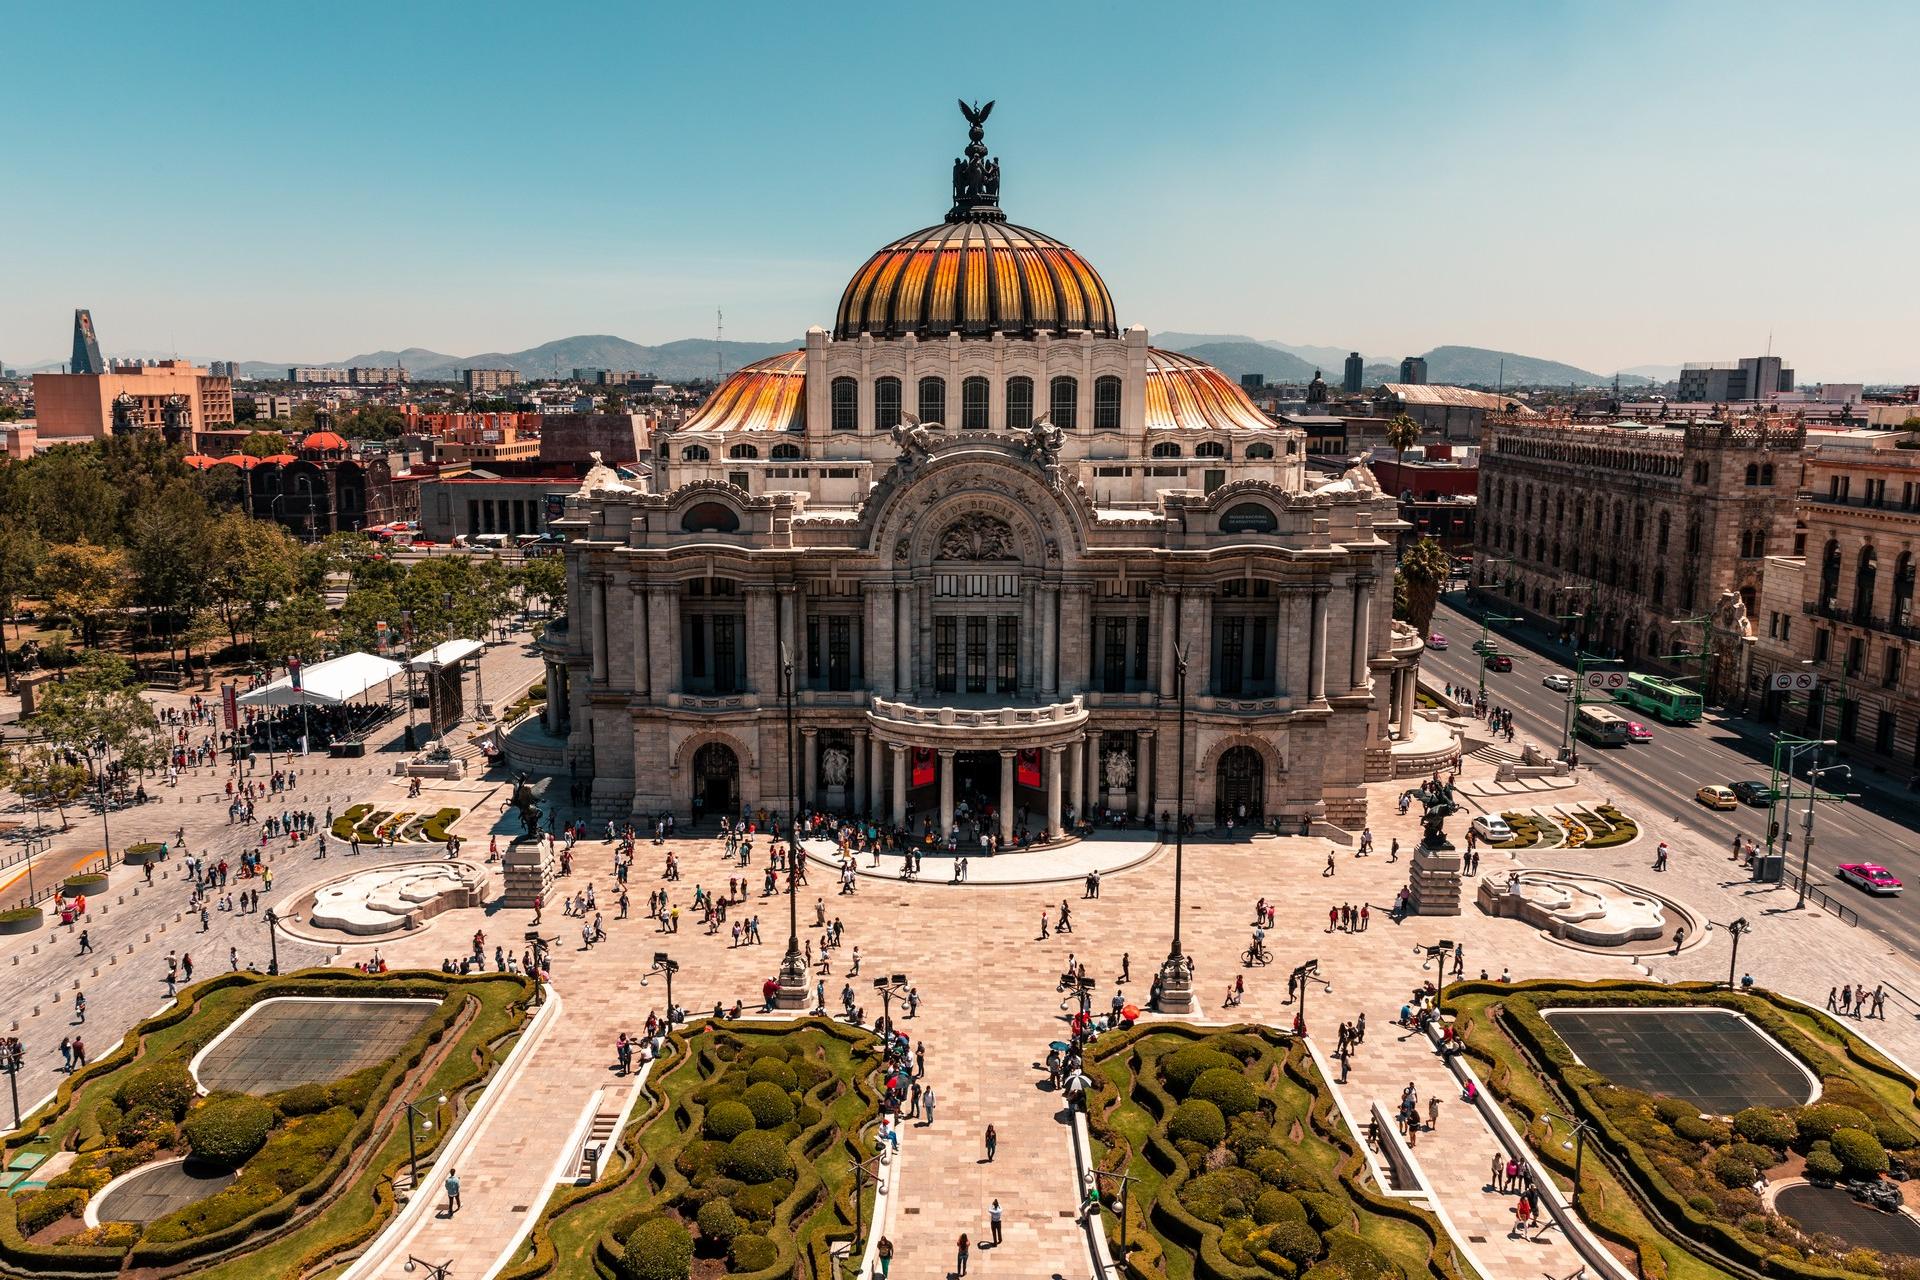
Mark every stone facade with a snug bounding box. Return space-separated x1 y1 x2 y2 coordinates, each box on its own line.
543 112 1417 836
1474 410 1804 699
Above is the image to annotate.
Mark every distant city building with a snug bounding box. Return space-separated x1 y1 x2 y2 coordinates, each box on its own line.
1343 352 1365 394
1397 356 1428 385
464 368 522 392
32 359 234 440
1368 443 1478 553
243 393 293 421
1375 383 1529 443
1239 373 1265 391
1675 356 1794 402
349 366 406 385
572 368 608 383
290 366 351 384
207 360 239 378
70 309 106 375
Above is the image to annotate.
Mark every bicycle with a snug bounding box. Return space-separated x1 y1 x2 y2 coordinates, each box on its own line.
1242 943 1272 967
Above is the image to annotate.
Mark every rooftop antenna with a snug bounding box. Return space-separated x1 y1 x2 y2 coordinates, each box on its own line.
1497 357 1504 394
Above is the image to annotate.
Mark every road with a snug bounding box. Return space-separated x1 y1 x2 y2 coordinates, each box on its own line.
1423 593 1920 956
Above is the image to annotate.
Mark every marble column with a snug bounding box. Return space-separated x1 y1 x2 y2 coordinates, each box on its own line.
589 577 608 682
868 734 885 818
999 749 1016 844
802 728 818 811
938 748 955 836
1134 729 1154 820
649 586 679 698
778 586 797 673
1159 589 1179 697
1399 664 1419 737
1040 586 1059 698
1308 586 1329 703
890 745 907 827
1277 589 1298 698
630 587 650 697
894 587 913 696
852 730 868 814
1350 577 1373 690
1067 736 1085 825
747 587 778 697
543 661 562 734
1148 589 1165 695
866 585 894 698
1084 732 1101 808
1045 745 1065 838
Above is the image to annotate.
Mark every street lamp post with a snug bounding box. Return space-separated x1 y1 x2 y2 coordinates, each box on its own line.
1795 762 1849 911
1544 1110 1596 1205
1090 1167 1141 1258
1417 940 1455 1014
871 973 909 1036
851 1152 887 1259
1155 639 1194 1016
0 1038 23 1130
1289 959 1324 1035
643 952 680 1025
264 907 280 976
1723 918 1750 989
404 1093 448 1190
400 609 419 751
774 644 810 1010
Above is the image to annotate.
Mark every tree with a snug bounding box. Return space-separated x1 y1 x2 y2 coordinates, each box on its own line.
337 405 407 440
1385 414 1421 472
125 482 216 656
1399 535 1453 637
240 430 291 457
38 540 129 649
519 555 566 615
0 525 44 641
4 746 89 829
205 513 304 653
253 593 331 666
0 404 20 422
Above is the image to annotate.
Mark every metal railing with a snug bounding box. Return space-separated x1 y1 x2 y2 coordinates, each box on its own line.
1780 867 1859 927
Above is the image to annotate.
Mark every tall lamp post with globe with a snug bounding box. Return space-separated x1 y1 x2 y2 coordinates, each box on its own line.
1154 640 1195 1016
772 643 811 1010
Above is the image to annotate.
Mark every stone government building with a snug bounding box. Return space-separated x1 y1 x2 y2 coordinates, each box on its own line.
544 106 1429 835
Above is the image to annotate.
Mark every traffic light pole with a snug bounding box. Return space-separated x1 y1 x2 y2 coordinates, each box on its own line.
1476 613 1518 704
1562 652 1623 769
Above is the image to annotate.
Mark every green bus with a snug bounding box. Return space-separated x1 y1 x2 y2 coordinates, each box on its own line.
1616 672 1702 725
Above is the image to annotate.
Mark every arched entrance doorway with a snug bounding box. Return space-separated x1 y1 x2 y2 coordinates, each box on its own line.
692 742 739 818
1216 745 1264 825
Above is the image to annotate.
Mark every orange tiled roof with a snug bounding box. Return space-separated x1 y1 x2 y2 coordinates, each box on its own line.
1144 349 1276 432
214 453 260 469
301 430 349 452
680 351 807 434
836 221 1117 341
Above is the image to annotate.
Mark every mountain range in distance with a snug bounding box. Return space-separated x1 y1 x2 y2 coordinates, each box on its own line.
16 329 1676 389
1151 332 1665 389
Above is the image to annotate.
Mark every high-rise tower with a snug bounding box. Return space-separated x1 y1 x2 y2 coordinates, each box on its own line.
70 309 106 375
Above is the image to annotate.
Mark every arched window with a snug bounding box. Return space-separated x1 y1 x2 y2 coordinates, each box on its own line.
874 377 902 432
961 376 990 430
1819 539 1842 608
1854 545 1878 624
681 502 739 533
1093 375 1121 430
1761 463 1775 485
1150 441 1182 458
1656 511 1670 553
1005 376 1034 431
1892 552 1916 626
1745 463 1759 486
770 443 801 460
830 377 857 432
1194 441 1226 458
728 443 759 459
1245 442 1274 460
917 376 946 424
682 444 710 461
1611 502 1623 537
1049 375 1078 430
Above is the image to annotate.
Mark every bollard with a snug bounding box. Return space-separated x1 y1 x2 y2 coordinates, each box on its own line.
109 955 115 966
71 979 78 989
91 967 98 978
118 896 125 905
29 945 37 956
32 1007 38 1018
9 956 14 967
144 934 151 944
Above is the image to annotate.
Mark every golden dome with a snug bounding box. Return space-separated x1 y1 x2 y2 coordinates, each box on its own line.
834 221 1117 342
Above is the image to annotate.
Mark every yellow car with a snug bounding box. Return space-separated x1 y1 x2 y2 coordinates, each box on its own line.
1695 785 1738 811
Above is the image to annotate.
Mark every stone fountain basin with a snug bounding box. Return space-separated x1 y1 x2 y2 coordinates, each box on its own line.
1478 869 1668 946
306 862 490 935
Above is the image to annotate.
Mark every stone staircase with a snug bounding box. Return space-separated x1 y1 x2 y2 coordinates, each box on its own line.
573 1106 622 1182
1468 742 1524 766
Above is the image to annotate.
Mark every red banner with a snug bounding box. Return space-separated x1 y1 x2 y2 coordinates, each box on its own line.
221 683 238 731
911 747 936 789
1016 749 1042 789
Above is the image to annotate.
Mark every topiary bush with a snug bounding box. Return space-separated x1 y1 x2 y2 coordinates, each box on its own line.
1796 1103 1872 1143
1806 1149 1844 1182
1190 1066 1258 1117
270 1083 332 1117
696 1198 739 1251
1162 1047 1239 1096
745 1056 797 1090
1832 1127 1889 1177
703 1099 756 1142
115 1062 197 1121
1734 1106 1797 1149
730 1233 778 1272
1710 1153 1757 1188
621 1215 693 1280
1181 1168 1264 1224
14 1187 87 1235
740 1080 795 1129
722 1128 791 1185
183 1095 274 1169
1169 1098 1226 1146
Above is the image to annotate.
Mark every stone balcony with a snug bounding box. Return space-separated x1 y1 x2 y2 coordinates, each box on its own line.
866 692 1088 747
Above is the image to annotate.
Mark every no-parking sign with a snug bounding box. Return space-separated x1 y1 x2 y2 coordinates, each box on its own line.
1770 672 1819 692
1584 670 1627 691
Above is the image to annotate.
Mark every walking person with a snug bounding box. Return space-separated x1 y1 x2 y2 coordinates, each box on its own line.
444 1168 461 1215
990 1199 1003 1245
956 1233 970 1276
984 1123 997 1162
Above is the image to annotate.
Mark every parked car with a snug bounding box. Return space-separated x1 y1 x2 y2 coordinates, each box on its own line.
1729 780 1777 806
1471 638 1495 655
1625 721 1652 742
1695 785 1738 811
1838 863 1903 895
1541 673 1572 693
1484 653 1512 672
1428 633 1448 650
1470 814 1514 843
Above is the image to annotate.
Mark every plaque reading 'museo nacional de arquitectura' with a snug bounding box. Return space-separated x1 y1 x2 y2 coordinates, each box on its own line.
542 104 1429 844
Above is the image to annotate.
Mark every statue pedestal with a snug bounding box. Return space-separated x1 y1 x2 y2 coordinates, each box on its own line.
501 841 555 909
1152 955 1196 1016
823 784 848 813
1408 843 1463 916
1105 788 1130 813
772 949 812 1011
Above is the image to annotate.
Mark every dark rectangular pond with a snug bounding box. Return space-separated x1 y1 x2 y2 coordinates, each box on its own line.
1542 1008 1813 1113
193 997 439 1095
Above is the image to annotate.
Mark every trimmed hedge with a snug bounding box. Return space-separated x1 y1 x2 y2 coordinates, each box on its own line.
722 1129 791 1185
703 1100 755 1142
740 1080 794 1129
183 1095 274 1169
1168 1098 1226 1146
622 1216 692 1280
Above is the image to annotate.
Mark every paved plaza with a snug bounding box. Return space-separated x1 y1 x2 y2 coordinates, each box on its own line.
4 641 1918 1280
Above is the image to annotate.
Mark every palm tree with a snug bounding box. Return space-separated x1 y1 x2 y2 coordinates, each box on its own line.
1385 414 1421 470
1399 535 1453 637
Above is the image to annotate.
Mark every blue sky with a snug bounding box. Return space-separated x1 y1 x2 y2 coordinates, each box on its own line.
7 1 1917 380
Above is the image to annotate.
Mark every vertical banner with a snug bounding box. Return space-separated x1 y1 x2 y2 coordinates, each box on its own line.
287 657 303 690
911 747 936 788
220 683 238 731
375 620 390 654
1016 748 1042 789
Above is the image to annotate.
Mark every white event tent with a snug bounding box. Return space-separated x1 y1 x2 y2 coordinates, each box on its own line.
236 652 405 709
